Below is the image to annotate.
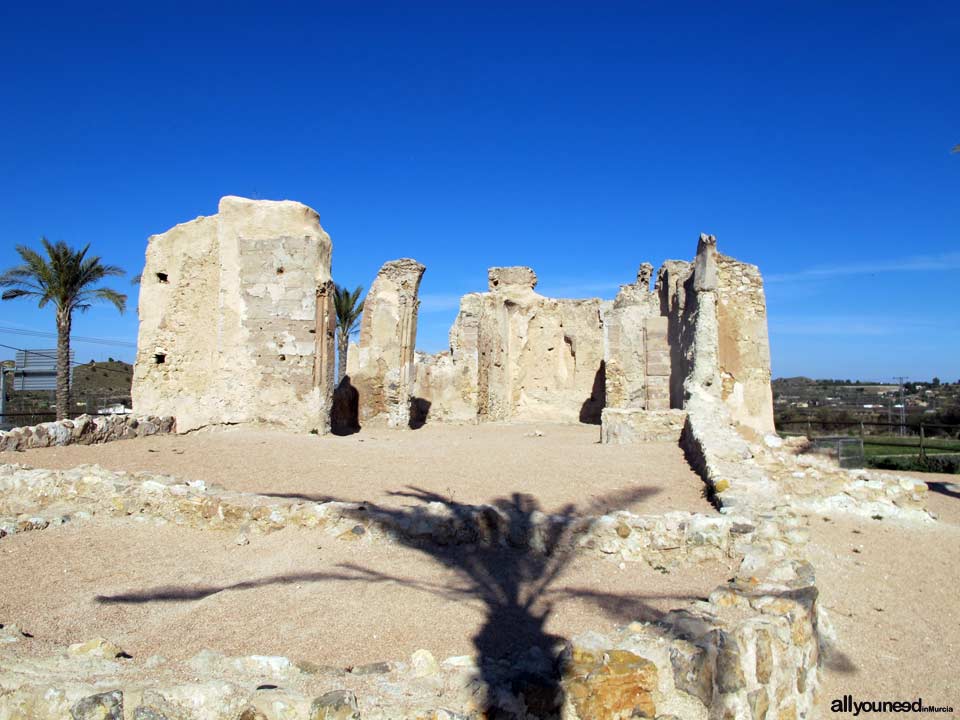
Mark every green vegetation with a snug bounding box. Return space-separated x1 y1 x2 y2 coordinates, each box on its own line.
869 454 960 475
333 284 364 384
0 239 127 419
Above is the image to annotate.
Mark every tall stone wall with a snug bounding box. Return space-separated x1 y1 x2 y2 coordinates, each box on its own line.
410 268 606 424
716 253 776 435
655 237 775 438
133 196 336 433
134 199 774 436
603 263 673 411
351 259 425 427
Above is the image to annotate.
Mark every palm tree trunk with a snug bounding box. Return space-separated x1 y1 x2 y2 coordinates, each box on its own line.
55 310 71 421
337 329 349 384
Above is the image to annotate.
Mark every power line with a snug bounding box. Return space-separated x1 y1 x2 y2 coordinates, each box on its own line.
0 325 136 348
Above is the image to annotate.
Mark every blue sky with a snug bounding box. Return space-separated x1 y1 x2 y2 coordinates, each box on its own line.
1 1 957 381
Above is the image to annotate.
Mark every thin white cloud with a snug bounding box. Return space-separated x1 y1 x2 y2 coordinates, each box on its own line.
766 252 960 283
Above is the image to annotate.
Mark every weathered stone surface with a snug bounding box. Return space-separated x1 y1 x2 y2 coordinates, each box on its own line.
669 640 713 705
71 691 123 720
0 415 174 452
309 690 359 720
133 196 336 434
601 409 687 444
68 637 126 659
352 258 425 428
562 643 658 719
414 266 607 424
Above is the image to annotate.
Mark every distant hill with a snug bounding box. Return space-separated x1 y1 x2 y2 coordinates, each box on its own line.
2 360 133 423
73 359 133 398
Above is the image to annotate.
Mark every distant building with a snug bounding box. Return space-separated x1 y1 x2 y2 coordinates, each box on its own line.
12 349 73 391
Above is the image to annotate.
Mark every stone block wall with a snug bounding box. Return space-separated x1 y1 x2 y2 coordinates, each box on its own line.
132 196 336 434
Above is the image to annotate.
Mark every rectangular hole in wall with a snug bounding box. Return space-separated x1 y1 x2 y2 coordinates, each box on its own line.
156 273 169 283
154 353 166 364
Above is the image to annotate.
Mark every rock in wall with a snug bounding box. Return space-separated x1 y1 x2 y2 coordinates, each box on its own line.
133 196 336 433
352 258 425 427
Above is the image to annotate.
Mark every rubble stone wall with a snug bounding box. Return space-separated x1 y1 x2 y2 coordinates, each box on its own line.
351 259 425 427
716 253 776 436
133 196 336 434
0 415 174 453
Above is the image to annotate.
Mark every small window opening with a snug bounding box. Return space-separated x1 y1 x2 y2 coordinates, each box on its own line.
279 354 286 361
156 272 169 283
154 353 166 364
276 267 285 275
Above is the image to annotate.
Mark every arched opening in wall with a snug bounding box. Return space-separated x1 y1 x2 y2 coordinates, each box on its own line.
331 375 360 436
579 360 606 424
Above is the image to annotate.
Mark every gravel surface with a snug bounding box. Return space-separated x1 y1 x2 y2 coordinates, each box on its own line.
811 472 960 713
13 423 715 517
0 517 732 666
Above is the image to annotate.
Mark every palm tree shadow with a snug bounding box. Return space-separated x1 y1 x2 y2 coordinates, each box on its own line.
97 484 683 718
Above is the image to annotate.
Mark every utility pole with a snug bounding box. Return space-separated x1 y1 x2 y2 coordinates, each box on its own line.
893 376 908 437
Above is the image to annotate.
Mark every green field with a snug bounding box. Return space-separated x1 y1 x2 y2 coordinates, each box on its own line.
863 435 960 458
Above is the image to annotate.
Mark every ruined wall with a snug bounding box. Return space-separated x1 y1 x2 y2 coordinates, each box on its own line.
658 236 775 438
133 196 336 433
412 269 606 424
352 259 425 427
715 254 776 435
603 263 673 411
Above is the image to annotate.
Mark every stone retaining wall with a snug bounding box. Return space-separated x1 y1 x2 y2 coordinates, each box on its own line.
0 415 175 453
0 464 806 571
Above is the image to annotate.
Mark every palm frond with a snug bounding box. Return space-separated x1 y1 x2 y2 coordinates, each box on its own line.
334 283 365 338
1 288 41 301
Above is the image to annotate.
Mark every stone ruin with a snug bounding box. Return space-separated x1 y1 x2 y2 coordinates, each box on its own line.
0 195 939 719
132 197 336 434
132 196 775 440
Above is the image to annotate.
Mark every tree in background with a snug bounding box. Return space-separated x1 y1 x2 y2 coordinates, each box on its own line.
0 239 126 420
333 284 364 384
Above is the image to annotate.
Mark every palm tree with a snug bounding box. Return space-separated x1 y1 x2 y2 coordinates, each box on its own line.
0 239 126 420
333 284 364 383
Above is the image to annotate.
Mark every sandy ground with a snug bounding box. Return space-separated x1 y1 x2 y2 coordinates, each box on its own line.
812 472 960 713
12 423 714 517
5 426 960 712
0 517 732 667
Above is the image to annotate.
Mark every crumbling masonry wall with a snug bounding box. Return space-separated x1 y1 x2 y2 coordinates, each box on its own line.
133 197 773 435
133 196 336 433
412 267 607 424
351 259 425 427
409 238 774 432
